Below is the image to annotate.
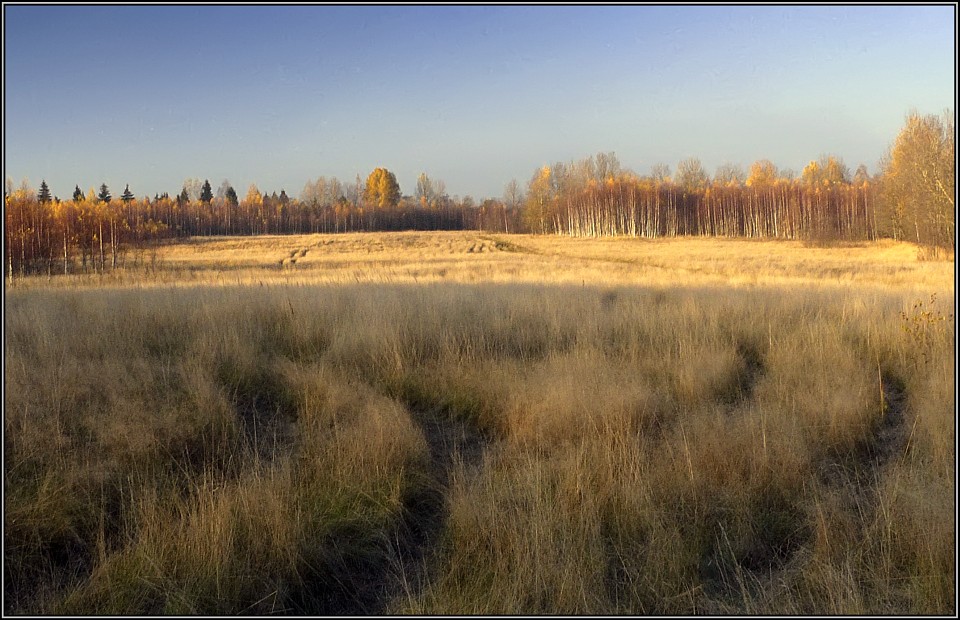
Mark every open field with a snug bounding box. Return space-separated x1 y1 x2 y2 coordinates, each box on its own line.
4 232 955 614
20 231 953 291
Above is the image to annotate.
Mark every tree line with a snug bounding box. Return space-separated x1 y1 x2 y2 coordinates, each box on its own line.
518 153 876 241
3 169 487 278
516 111 952 248
4 111 952 279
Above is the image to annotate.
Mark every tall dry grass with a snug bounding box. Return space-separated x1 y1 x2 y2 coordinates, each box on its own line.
4 233 954 614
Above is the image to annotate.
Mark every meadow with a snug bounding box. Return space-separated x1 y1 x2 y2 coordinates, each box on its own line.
4 231 955 614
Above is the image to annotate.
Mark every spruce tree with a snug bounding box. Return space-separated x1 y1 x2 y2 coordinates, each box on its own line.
200 179 213 204
121 184 135 203
37 180 52 204
98 183 112 203
73 185 84 202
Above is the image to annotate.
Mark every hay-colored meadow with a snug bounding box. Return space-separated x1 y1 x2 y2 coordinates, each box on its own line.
4 232 955 614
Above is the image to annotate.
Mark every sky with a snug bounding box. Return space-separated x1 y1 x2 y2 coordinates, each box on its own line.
4 5 956 201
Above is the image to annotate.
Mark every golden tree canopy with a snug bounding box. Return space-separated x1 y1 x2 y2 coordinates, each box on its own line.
745 160 779 187
243 184 263 207
364 167 401 209
880 111 955 246
801 155 849 187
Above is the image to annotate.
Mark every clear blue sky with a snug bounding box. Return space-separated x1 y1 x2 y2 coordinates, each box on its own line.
4 5 955 201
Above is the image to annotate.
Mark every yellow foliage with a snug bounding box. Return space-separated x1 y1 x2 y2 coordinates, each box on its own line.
880 111 955 246
243 185 263 207
746 160 778 187
801 160 821 186
364 167 401 209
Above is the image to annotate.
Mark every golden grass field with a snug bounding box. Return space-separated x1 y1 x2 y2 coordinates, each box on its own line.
4 232 955 614
31 231 952 291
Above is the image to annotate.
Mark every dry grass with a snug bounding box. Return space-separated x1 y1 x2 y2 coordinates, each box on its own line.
4 233 955 614
16 232 952 293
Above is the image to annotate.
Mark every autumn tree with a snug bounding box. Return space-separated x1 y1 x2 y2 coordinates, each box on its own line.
594 151 621 181
364 167 401 209
52 196 74 274
800 160 822 187
524 166 553 233
820 155 850 186
879 110 955 247
432 178 446 203
242 184 264 233
714 163 746 187
182 178 202 202
675 157 709 191
243 184 262 206
301 178 320 206
801 155 849 187
504 179 524 209
416 172 435 206
650 163 671 183
351 175 363 208
745 160 779 187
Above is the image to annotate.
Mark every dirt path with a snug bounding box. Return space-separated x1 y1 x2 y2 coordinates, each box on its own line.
724 342 765 410
301 401 489 615
702 368 910 611
388 408 488 604
226 373 299 467
872 372 910 469
815 370 910 492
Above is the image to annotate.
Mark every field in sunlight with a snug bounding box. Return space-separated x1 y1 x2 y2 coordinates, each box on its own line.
5 232 954 614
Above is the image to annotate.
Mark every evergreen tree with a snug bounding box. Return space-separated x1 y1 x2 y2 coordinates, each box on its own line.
178 187 189 206
200 179 214 204
98 183 112 203
37 180 52 204
73 185 84 202
225 186 239 206
121 184 135 203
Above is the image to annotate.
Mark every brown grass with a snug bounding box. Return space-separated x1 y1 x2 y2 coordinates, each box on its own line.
14 232 952 293
4 233 954 614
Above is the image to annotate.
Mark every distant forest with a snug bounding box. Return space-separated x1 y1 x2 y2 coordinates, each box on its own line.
4 111 953 278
